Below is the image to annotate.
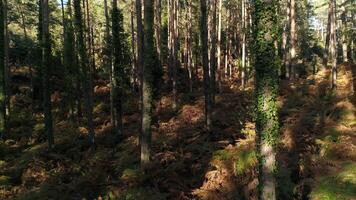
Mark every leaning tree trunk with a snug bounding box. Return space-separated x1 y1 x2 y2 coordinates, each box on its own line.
40 0 54 148
200 0 212 131
253 0 280 199
74 0 95 146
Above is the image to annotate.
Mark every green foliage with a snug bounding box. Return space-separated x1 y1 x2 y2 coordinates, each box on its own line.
116 187 168 200
311 163 356 200
234 150 257 175
213 149 233 161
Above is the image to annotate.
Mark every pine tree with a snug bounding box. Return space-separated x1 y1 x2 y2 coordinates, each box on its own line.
200 0 211 131
0 0 5 139
141 0 156 166
112 0 125 136
253 0 280 198
40 0 54 148
74 0 95 145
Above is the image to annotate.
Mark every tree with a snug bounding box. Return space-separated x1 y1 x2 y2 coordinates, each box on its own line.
289 0 296 79
103 0 115 126
62 0 76 118
329 0 337 89
40 0 54 148
0 0 5 139
216 0 222 92
112 0 126 136
74 0 95 145
253 0 279 198
141 0 156 166
200 0 211 131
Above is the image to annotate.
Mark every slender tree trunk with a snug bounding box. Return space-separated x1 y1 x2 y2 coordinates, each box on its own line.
254 1 279 199
187 0 193 93
74 0 95 146
323 2 332 67
289 0 296 79
217 0 222 92
136 0 144 118
41 0 54 148
141 0 156 167
172 0 178 111
341 1 348 62
0 0 5 139
210 0 217 104
200 0 211 131
224 9 230 79
112 0 124 136
282 0 290 78
241 0 246 88
130 1 137 90
4 0 9 132
329 0 337 89
154 0 162 66
104 0 115 126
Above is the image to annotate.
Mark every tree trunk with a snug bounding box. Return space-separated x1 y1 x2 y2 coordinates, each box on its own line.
329 0 337 89
136 0 144 119
323 2 332 68
216 0 222 92
253 0 279 199
154 0 162 66
104 0 116 126
74 0 95 146
0 0 5 139
210 0 217 104
200 0 211 131
130 1 138 90
289 0 296 79
187 0 193 93
112 0 124 136
41 0 54 149
172 0 178 111
282 0 290 79
141 0 156 167
340 1 348 62
241 0 246 88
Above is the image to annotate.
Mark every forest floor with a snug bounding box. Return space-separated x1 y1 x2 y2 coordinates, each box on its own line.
0 63 355 200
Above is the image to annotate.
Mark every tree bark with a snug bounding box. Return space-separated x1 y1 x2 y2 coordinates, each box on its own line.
200 0 211 131
0 0 5 139
216 0 222 92
210 0 217 104
289 0 296 79
112 0 124 136
141 0 156 167
154 0 162 66
253 0 280 199
41 0 54 148
241 0 246 88
104 0 115 126
329 0 337 89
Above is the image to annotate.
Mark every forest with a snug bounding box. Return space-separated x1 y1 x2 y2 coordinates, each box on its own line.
0 0 355 199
